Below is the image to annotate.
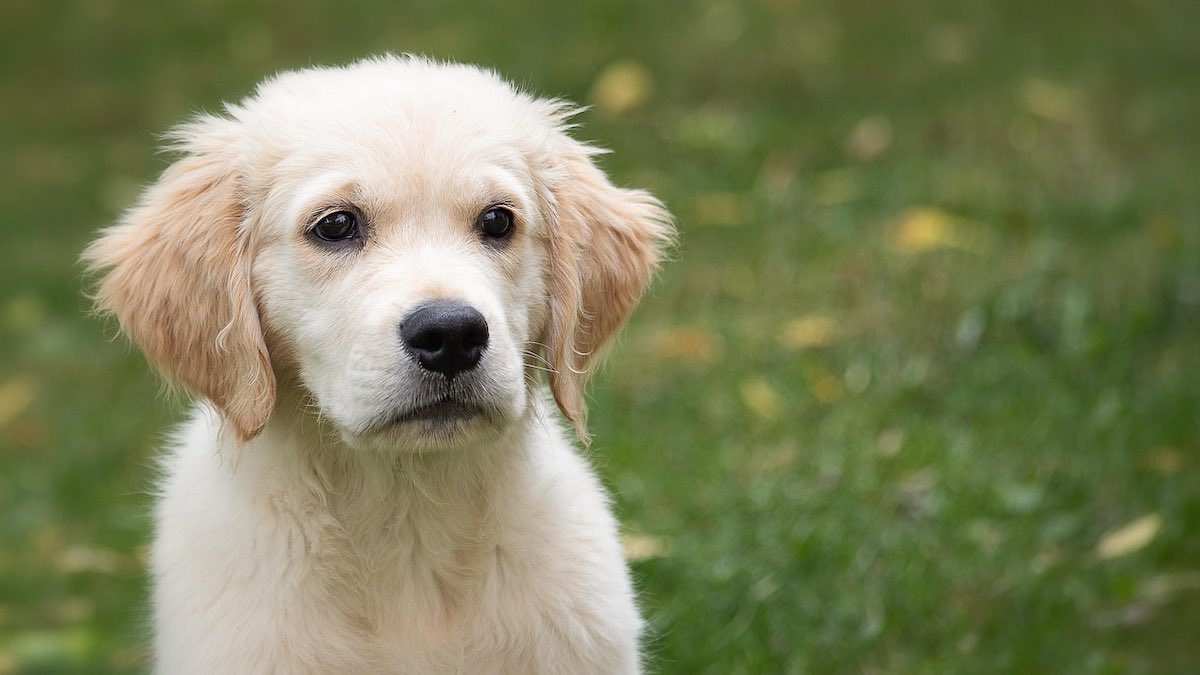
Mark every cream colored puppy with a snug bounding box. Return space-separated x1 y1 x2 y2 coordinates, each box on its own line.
85 55 672 674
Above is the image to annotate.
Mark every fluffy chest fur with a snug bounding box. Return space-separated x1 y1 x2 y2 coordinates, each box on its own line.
153 402 640 674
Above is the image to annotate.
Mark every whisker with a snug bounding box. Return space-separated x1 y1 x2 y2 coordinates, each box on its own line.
520 349 559 375
520 348 556 365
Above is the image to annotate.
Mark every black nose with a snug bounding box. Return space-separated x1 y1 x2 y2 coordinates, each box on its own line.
399 301 489 378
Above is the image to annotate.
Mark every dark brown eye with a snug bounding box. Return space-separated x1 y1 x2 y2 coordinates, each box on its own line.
313 211 359 242
478 207 514 240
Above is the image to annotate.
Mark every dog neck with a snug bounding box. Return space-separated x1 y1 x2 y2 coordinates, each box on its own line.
215 384 558 554
205 385 566 634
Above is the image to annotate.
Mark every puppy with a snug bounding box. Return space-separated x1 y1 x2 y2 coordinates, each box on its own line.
84 55 672 674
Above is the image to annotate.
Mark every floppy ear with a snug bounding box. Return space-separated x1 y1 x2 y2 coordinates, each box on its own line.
83 115 275 443
542 133 674 441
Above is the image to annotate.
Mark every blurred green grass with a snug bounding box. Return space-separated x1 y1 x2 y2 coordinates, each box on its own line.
2 0 1198 672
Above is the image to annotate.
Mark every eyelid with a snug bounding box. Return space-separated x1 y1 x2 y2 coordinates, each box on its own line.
482 200 519 218
308 203 358 224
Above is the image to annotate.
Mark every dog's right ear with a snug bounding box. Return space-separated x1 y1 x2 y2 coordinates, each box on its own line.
536 116 674 442
83 115 275 443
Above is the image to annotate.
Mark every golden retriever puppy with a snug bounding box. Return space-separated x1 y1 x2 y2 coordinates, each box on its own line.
84 54 672 674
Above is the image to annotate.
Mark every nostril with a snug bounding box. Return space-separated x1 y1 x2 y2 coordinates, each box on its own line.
462 322 488 349
407 327 444 352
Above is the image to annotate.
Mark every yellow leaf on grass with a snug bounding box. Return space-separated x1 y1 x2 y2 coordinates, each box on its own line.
3 294 46 333
746 443 800 474
778 314 837 349
1097 514 1162 560
740 378 782 420
897 467 938 497
1145 448 1184 474
622 533 671 561
687 191 753 227
892 207 961 252
589 60 652 117
1020 78 1086 125
644 326 722 362
845 115 892 162
0 375 37 428
876 428 905 457
56 545 124 575
808 372 843 404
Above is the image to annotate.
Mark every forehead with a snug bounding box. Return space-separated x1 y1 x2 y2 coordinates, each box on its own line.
238 61 545 199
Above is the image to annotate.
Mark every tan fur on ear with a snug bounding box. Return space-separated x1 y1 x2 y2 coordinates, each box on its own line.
542 137 674 441
83 116 275 443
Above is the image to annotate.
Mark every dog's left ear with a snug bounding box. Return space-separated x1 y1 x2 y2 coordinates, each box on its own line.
540 125 674 441
83 115 275 443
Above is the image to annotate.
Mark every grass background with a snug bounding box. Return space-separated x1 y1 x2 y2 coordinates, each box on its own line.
1 0 1198 672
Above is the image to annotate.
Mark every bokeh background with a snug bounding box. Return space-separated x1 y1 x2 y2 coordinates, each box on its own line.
2 0 1198 672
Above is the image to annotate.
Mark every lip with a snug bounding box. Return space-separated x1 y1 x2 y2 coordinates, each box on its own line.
355 395 500 439
392 399 486 424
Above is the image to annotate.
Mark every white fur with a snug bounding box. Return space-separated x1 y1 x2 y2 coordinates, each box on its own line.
153 396 640 673
87 55 672 673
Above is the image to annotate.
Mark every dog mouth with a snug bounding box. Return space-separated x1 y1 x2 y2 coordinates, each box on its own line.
360 397 494 436
394 398 486 424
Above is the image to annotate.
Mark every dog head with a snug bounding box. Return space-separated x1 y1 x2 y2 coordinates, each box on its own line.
84 55 672 451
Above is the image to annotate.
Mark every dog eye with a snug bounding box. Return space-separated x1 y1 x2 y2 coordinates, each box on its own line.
477 208 514 240
312 211 360 242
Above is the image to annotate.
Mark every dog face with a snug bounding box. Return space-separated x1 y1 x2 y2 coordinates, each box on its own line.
246 70 555 451
84 56 672 451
